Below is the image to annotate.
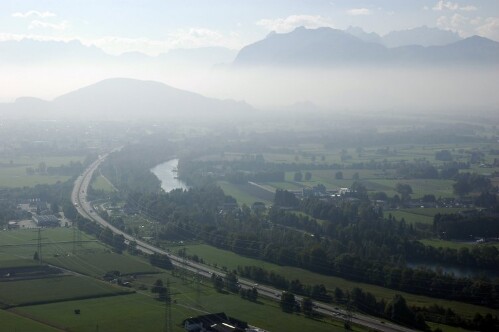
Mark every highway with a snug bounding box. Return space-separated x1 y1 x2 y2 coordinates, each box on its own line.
72 154 416 332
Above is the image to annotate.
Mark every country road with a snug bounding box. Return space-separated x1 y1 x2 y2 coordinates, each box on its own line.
72 153 416 332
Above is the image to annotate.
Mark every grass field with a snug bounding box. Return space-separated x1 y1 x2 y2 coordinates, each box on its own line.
0 228 159 277
0 155 84 188
0 228 102 262
387 210 434 225
386 207 467 225
0 275 130 307
48 251 159 277
217 181 272 206
91 174 116 192
166 243 498 319
0 309 60 332
14 273 361 332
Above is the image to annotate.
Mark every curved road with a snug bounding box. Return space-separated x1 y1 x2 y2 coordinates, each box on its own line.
72 154 416 332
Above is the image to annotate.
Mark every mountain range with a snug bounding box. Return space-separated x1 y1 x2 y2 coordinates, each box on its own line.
233 27 499 66
0 78 252 121
1 26 496 68
346 26 462 48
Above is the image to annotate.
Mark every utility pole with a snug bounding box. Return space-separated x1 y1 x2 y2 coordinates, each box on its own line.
164 279 172 332
34 228 43 265
72 221 77 254
344 297 353 331
195 269 201 307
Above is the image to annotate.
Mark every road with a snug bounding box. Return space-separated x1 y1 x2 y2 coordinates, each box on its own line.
72 154 416 332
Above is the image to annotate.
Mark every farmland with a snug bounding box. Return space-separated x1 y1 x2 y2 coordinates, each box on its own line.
0 155 84 188
0 228 363 332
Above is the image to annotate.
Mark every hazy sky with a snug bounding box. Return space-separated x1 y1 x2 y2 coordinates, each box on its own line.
1 0 498 55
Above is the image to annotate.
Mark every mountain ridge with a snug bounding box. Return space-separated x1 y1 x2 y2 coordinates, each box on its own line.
0 78 253 121
233 27 499 66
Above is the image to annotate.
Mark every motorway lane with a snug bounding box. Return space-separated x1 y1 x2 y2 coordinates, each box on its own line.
72 155 415 332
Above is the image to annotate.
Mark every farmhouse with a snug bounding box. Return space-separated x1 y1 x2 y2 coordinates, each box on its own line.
32 215 60 227
183 312 247 332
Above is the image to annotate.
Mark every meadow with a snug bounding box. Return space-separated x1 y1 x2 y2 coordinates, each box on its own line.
13 273 360 332
0 275 130 307
0 155 84 187
0 228 363 332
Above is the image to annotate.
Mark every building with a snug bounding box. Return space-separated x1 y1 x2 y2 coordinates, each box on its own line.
183 313 247 332
32 215 60 227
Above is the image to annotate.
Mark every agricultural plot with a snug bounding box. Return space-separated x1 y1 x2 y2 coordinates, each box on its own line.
15 274 356 332
0 275 131 307
217 181 272 206
48 251 159 277
0 155 84 187
91 173 116 192
386 210 434 225
0 228 101 262
387 207 468 226
0 309 60 332
0 228 158 278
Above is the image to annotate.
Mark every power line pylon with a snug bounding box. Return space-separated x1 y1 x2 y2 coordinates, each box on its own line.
164 279 172 332
344 298 353 331
35 228 43 265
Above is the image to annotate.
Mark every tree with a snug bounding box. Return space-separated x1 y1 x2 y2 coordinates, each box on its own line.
50 201 59 214
301 297 314 317
280 291 296 313
151 279 168 301
128 240 138 255
396 183 413 202
151 279 164 293
304 172 312 181
33 251 39 261
385 294 426 329
225 271 239 293
149 253 173 269
435 150 453 161
112 233 126 253
335 171 343 180
334 287 344 302
294 172 303 182
211 273 224 292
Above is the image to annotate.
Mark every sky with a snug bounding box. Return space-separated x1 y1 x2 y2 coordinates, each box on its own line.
1 0 499 55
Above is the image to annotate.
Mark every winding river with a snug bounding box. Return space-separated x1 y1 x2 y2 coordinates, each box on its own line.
150 158 189 192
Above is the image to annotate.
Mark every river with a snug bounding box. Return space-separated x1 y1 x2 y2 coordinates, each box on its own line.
150 158 189 192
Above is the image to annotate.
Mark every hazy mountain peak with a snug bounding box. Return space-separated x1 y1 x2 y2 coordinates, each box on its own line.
234 26 387 66
382 26 462 47
1 78 253 121
345 26 383 44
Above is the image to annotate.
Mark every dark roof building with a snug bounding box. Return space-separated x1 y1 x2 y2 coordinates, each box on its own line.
183 313 247 332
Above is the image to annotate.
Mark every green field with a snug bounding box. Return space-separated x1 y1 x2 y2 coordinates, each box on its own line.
0 228 102 262
0 275 130 307
48 251 159 277
387 210 434 225
0 155 84 188
217 181 272 206
166 243 498 319
14 273 359 332
0 228 158 277
386 207 467 225
91 174 116 192
0 309 60 332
